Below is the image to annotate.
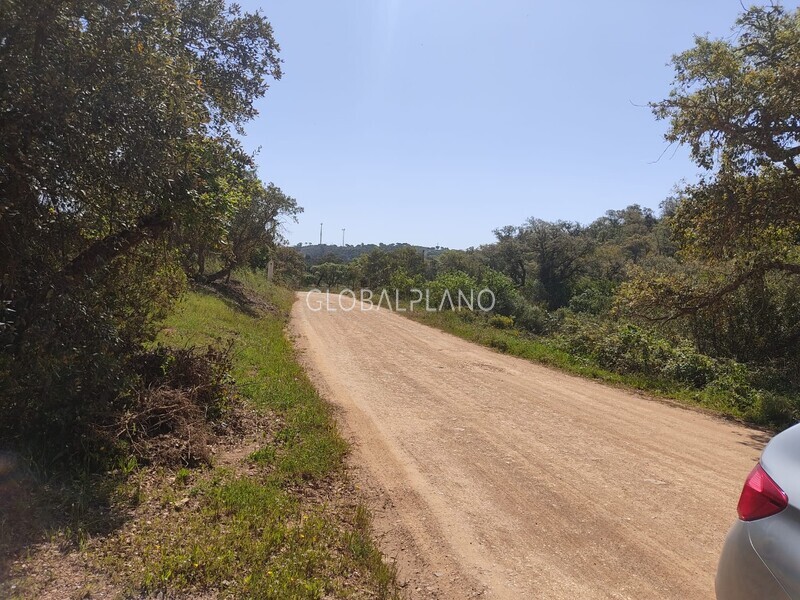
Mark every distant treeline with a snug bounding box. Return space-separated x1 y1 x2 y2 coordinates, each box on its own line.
296 243 448 265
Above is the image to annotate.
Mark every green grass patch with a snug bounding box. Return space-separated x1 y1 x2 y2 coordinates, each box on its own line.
160 287 347 481
102 281 398 598
405 309 791 429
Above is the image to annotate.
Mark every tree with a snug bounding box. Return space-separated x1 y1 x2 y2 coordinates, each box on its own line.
202 178 301 283
487 225 528 287
581 205 661 284
388 246 426 278
1 0 282 345
523 219 591 309
638 5 800 308
268 245 308 286
0 0 283 450
620 4 800 362
434 249 484 280
311 263 347 288
358 249 393 288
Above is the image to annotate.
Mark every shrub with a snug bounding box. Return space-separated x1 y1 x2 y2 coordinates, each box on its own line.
515 304 549 335
592 324 672 376
488 315 515 329
746 392 798 427
704 360 756 407
389 268 413 294
427 271 480 310
480 269 522 316
388 268 425 298
556 317 673 378
457 309 479 323
489 338 510 352
661 341 718 388
553 314 598 357
568 287 612 315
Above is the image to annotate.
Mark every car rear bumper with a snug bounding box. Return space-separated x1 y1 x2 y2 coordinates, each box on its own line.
716 520 791 600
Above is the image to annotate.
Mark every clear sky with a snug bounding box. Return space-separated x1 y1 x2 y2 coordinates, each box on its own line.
236 0 760 249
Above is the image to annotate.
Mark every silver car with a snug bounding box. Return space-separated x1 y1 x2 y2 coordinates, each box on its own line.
716 423 800 599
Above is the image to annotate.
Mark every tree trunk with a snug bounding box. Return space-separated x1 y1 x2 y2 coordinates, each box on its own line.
204 265 233 284
57 211 171 286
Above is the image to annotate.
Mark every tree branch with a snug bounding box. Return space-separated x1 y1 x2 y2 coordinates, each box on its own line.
643 260 800 321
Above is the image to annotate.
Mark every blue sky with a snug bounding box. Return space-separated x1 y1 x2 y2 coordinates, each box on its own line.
236 1 756 249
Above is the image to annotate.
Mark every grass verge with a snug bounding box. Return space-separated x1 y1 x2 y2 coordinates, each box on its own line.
111 285 398 598
404 309 791 430
5 279 400 599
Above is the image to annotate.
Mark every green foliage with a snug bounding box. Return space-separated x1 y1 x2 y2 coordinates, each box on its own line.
428 271 480 309
568 287 611 315
388 268 424 297
488 315 515 330
481 220 586 308
480 268 521 316
514 304 549 335
661 341 718 389
434 249 484 279
309 263 348 288
0 0 285 463
557 319 672 378
250 245 307 287
620 4 800 366
653 5 800 174
486 225 529 287
186 177 302 282
345 246 427 289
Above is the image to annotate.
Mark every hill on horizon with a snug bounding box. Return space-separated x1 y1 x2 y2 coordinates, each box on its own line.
295 242 449 264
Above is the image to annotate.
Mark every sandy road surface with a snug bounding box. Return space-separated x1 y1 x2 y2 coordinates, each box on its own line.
290 292 768 599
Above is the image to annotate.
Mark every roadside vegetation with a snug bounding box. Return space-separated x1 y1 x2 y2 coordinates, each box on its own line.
111 282 397 599
2 277 399 598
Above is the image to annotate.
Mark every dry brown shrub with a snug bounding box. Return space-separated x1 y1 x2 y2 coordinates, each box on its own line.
110 343 240 467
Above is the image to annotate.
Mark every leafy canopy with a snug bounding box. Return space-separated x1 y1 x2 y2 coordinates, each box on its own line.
621 4 800 321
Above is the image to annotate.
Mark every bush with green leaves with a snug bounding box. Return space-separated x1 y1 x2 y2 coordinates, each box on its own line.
592 323 673 377
479 268 522 316
558 317 677 379
553 314 794 420
388 268 425 297
514 304 549 335
427 271 481 310
661 340 719 388
488 315 515 329
568 286 612 315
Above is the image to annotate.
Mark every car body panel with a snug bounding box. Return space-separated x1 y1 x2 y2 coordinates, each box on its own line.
717 423 800 600
716 519 791 600
746 507 800 598
761 425 800 509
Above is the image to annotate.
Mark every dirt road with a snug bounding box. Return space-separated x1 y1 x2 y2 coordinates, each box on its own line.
290 292 768 599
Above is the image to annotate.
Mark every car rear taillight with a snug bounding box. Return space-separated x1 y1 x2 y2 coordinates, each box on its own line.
737 463 788 521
